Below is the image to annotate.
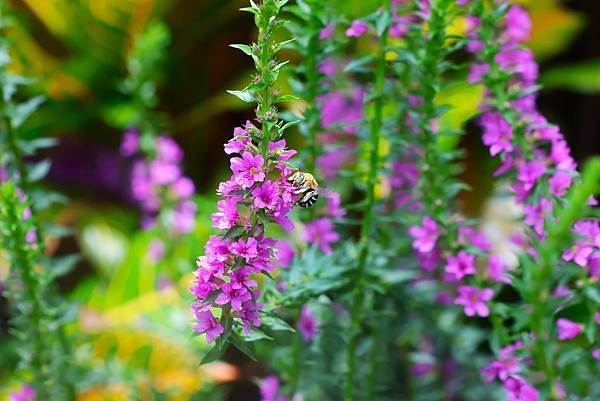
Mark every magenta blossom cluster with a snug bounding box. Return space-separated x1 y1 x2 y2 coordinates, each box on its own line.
121 129 196 233
9 384 35 401
259 376 291 401
297 304 319 342
120 129 197 260
481 341 539 401
190 122 299 342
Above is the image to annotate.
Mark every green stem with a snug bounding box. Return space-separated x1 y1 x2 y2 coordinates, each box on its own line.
259 0 276 160
344 5 390 400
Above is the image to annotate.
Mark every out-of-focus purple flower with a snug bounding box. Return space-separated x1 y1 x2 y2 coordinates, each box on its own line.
274 240 294 268
523 197 552 236
318 58 337 77
212 196 242 230
562 242 593 267
298 304 319 342
468 63 490 84
319 24 335 40
455 285 493 317
556 318 581 340
488 254 511 284
346 20 369 37
505 5 532 43
412 362 434 376
481 112 513 156
549 172 572 197
517 159 546 192
458 226 491 251
551 139 576 171
317 149 353 182
173 177 195 198
495 48 538 83
416 248 440 272
318 89 364 131
156 135 183 163
389 16 412 38
147 238 165 262
589 253 600 279
552 286 572 298
260 376 280 401
9 384 35 401
173 200 197 233
503 377 539 401
456 0 470 6
444 251 477 281
481 353 521 382
593 349 600 360
596 312 600 325
302 218 339 254
120 129 140 156
409 216 439 253
230 152 265 189
192 306 224 343
25 229 37 244
326 191 346 218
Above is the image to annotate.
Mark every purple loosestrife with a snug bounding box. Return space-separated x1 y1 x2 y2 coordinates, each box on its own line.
122 131 196 233
9 385 35 401
556 318 581 341
190 0 300 345
297 304 319 342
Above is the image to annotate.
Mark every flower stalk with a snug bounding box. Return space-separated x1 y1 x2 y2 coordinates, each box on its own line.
345 2 391 400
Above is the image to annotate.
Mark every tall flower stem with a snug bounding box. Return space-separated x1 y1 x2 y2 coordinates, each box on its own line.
258 0 278 159
0 187 47 398
344 4 390 400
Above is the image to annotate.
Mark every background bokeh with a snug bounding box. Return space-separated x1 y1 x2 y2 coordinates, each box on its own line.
1 0 599 400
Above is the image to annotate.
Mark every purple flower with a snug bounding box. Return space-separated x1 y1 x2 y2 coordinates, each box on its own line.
230 152 265 188
149 159 180 185
593 349 600 360
120 129 140 156
495 48 539 83
173 177 195 198
409 216 439 253
458 226 491 251
455 285 493 317
156 135 183 163
212 196 241 230
504 5 532 43
481 354 521 382
444 251 477 281
548 172 572 197
319 24 335 40
147 239 165 262
481 112 513 156
252 180 280 210
468 63 490 84
230 237 259 260
260 376 280 401
562 242 593 267
517 159 546 191
523 197 552 236
503 377 539 401
389 16 412 38
556 318 581 340
173 200 197 233
346 20 369 38
25 229 37 245
274 240 294 268
302 218 339 254
596 312 600 325
9 384 35 401
326 191 346 218
297 305 319 342
192 307 224 343
551 139 576 171
215 282 252 311
488 254 511 284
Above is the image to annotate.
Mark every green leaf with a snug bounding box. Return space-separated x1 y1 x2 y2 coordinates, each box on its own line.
541 60 600 94
28 160 52 182
344 55 377 73
229 44 254 56
262 315 295 332
227 90 255 103
49 254 81 279
200 344 227 364
274 95 299 103
230 333 258 360
277 119 300 136
12 96 44 128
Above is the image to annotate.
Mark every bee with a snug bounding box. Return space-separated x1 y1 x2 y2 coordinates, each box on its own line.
288 170 320 208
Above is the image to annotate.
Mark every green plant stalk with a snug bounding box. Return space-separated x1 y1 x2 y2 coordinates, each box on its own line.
2 42 76 401
304 4 321 175
417 0 452 219
344 5 390 400
3 190 48 398
259 0 277 160
530 157 600 399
